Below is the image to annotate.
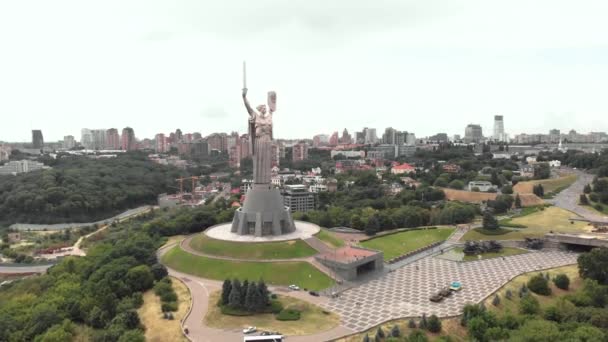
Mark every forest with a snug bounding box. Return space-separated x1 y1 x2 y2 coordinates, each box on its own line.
0 153 187 225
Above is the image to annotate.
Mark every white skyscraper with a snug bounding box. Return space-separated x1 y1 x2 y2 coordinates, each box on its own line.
493 115 506 142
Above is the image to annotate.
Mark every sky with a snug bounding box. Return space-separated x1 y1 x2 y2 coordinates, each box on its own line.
1 0 608 142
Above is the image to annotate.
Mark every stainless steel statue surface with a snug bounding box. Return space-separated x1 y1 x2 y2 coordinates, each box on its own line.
230 62 296 237
242 87 276 184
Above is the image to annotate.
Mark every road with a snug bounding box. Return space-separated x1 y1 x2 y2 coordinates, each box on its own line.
158 243 352 342
547 169 608 223
0 264 53 274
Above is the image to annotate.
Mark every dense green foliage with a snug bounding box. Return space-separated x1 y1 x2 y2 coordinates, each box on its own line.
528 274 552 296
578 247 608 284
219 279 272 314
553 274 570 290
0 153 186 225
0 203 230 341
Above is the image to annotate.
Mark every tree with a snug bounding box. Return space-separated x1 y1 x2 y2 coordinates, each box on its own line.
117 330 145 342
528 274 551 296
228 280 242 309
501 185 513 194
350 215 364 230
533 184 545 197
257 280 270 307
427 315 441 333
125 265 154 292
375 327 385 340
553 274 570 290
221 279 232 306
244 282 258 312
492 294 501 306
519 294 540 315
514 194 522 208
419 313 428 330
509 319 560 341
467 317 488 342
580 194 590 205
408 330 429 342
390 325 401 337
584 184 592 194
448 180 465 190
578 248 608 284
150 263 168 281
482 211 499 230
572 325 605 342
365 214 380 236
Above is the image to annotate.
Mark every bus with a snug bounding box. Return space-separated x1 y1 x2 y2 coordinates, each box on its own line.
243 335 283 342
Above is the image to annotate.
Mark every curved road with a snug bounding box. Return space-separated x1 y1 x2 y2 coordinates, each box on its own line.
548 169 608 223
158 243 352 342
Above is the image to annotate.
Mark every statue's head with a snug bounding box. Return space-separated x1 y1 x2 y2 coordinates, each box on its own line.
257 104 267 115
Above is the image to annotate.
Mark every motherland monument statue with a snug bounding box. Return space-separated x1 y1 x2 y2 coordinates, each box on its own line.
230 62 296 236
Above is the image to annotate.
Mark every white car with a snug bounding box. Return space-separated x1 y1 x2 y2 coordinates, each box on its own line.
288 284 300 291
243 326 257 334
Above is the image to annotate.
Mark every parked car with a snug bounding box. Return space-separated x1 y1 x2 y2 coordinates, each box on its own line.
309 291 320 296
429 293 444 302
260 331 272 336
288 284 300 291
243 326 257 334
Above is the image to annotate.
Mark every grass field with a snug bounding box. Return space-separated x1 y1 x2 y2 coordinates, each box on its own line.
462 207 590 241
442 188 497 203
451 247 528 261
188 234 317 260
161 246 334 290
205 291 340 335
482 265 581 314
360 228 454 261
138 277 190 342
514 174 577 195
315 229 345 248
498 205 546 227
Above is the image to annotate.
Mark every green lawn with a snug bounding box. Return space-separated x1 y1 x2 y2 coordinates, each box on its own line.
314 229 345 248
452 247 528 261
161 246 334 291
360 228 454 261
462 207 590 241
189 234 317 260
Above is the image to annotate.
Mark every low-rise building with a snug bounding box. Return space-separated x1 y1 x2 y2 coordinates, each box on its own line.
282 184 315 212
391 163 415 175
442 163 461 173
468 181 497 192
0 160 48 175
549 160 562 168
520 165 535 177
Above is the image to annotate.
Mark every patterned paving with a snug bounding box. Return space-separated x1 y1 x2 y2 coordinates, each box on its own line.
324 250 577 332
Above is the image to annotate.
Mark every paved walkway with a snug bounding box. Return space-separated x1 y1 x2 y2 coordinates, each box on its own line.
159 244 353 342
548 169 608 223
324 250 577 332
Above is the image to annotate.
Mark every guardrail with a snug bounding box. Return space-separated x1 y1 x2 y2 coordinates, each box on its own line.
387 241 444 264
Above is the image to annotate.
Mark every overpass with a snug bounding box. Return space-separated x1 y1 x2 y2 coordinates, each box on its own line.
545 232 608 249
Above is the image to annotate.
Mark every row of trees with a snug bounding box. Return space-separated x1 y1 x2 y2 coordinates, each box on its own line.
220 279 270 313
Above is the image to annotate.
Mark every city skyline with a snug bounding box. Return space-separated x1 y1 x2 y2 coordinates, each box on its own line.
2 1 608 142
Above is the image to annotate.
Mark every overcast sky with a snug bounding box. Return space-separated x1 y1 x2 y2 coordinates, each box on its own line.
1 1 608 142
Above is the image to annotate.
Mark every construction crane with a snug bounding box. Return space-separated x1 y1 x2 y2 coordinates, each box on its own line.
175 176 200 203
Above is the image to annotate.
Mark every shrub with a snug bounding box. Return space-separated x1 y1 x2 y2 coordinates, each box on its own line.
528 274 552 296
276 309 301 321
362 334 370 342
408 318 417 329
161 302 178 312
492 294 501 306
390 325 401 337
505 290 512 300
427 315 442 333
160 291 178 302
519 294 540 315
419 313 428 330
553 274 570 290
375 327 385 340
408 330 429 342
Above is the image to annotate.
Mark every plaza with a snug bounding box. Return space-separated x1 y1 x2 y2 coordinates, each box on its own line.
324 250 577 332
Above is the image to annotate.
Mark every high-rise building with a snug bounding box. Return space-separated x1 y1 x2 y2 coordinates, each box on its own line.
0 144 11 161
464 124 483 143
549 129 561 143
365 128 378 144
191 140 209 158
32 130 44 149
493 115 506 142
63 135 76 149
229 144 242 168
106 129 120 150
355 131 365 144
292 142 309 161
155 133 166 153
175 129 183 143
312 134 329 147
81 129 93 149
382 127 398 145
121 127 136 151
91 129 106 150
192 132 202 141
340 129 352 144
206 133 227 152
406 133 417 145
329 132 339 146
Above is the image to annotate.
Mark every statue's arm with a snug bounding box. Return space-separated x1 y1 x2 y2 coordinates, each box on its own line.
242 90 256 118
